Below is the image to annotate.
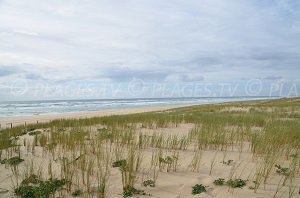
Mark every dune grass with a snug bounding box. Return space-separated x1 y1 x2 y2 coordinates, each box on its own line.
0 97 299 197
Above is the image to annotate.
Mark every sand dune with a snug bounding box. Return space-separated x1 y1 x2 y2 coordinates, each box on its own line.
0 99 299 197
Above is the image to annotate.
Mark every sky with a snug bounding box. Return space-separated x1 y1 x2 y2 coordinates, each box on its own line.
0 0 299 100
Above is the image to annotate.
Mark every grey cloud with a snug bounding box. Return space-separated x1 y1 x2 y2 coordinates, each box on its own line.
160 56 222 71
179 74 204 82
0 0 299 100
101 67 169 82
24 73 46 80
0 66 20 77
263 75 283 81
165 73 205 82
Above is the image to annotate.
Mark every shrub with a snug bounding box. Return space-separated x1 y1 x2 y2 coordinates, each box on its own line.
72 190 82 197
21 175 40 185
222 160 234 165
143 179 155 187
275 164 290 176
112 159 127 168
1 156 24 166
123 186 147 198
192 184 206 195
213 178 225 185
159 156 177 164
226 179 246 188
15 178 66 198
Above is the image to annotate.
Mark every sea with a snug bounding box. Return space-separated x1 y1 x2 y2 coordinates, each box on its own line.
0 96 279 117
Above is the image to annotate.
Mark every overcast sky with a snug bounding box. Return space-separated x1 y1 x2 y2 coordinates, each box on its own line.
0 0 299 100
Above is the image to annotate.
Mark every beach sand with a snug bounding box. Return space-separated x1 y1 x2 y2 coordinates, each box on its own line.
0 123 287 198
0 100 299 198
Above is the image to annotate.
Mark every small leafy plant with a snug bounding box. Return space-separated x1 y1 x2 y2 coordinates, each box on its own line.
275 164 290 176
21 175 40 185
159 156 176 164
1 156 24 166
192 184 206 195
222 160 234 166
226 179 246 188
72 190 82 197
143 179 155 187
123 186 148 198
15 178 66 198
159 155 178 172
112 159 127 168
213 178 225 185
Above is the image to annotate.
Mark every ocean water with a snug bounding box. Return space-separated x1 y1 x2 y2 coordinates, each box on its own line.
0 97 278 117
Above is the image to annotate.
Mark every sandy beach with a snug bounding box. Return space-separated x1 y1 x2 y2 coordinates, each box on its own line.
0 98 299 198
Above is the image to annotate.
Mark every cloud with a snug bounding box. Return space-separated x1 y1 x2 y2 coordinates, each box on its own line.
0 66 20 77
24 73 46 80
263 75 283 81
166 73 204 82
13 30 39 37
101 67 168 82
0 0 299 99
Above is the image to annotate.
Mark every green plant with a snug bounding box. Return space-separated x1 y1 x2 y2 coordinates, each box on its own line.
72 190 82 197
15 178 66 198
21 174 40 185
123 186 147 198
112 159 127 168
159 156 176 164
213 178 225 185
159 154 178 172
143 179 155 187
275 164 290 176
1 156 24 166
222 159 234 166
226 179 246 188
192 184 206 195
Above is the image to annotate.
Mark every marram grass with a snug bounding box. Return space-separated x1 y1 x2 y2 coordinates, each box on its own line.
0 97 299 197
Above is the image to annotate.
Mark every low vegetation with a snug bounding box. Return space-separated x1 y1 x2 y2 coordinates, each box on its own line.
143 179 155 187
14 178 66 198
0 156 24 166
192 184 206 195
0 97 299 197
226 179 247 188
213 178 226 185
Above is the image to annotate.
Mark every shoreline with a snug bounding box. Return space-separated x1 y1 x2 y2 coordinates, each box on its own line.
0 96 285 129
0 103 197 128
